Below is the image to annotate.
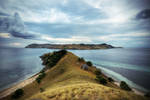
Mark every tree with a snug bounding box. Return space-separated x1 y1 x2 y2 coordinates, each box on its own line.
86 61 93 66
11 89 24 99
120 81 132 91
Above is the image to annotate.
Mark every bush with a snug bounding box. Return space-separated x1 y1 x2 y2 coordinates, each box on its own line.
108 77 114 82
36 72 46 84
86 61 93 66
60 68 65 74
41 50 67 69
11 89 24 99
96 76 107 85
40 88 45 92
120 81 132 91
95 69 101 75
144 92 150 97
78 57 85 62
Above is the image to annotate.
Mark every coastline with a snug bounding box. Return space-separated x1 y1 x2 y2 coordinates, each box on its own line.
0 67 145 99
96 65 147 96
0 73 39 99
114 81 145 96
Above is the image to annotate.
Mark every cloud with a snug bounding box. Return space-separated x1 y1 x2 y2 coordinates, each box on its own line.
41 35 92 43
98 32 150 42
136 9 150 19
0 0 150 47
0 33 11 38
18 8 71 23
48 8 71 23
10 42 22 46
0 12 35 39
0 12 9 16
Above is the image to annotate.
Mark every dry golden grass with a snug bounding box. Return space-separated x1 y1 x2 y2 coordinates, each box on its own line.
29 83 147 100
2 52 149 100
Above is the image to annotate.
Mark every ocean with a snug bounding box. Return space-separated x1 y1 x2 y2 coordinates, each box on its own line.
0 48 150 92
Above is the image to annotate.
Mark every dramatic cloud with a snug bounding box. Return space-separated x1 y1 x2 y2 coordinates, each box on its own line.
136 9 150 19
0 0 150 47
0 12 34 39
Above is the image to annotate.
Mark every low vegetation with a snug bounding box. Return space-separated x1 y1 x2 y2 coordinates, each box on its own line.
144 92 150 97
40 88 45 92
96 75 107 85
36 71 46 84
95 69 102 75
29 83 147 100
78 57 85 62
120 81 132 91
108 77 114 82
40 49 67 69
11 88 24 99
86 61 93 66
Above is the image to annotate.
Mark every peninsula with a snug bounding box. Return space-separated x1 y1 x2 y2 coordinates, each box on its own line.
25 43 117 50
0 50 148 100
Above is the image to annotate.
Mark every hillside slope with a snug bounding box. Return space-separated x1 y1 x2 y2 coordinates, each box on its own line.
2 51 148 100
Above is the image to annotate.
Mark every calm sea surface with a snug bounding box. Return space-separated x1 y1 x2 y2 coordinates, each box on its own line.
0 48 150 92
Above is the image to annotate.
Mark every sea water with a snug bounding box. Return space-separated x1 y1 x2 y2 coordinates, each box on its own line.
0 48 150 92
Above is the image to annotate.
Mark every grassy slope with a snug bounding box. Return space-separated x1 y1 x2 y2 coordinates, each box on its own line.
3 52 148 100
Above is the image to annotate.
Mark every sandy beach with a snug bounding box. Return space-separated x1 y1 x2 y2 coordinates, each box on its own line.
0 69 50 99
0 74 39 99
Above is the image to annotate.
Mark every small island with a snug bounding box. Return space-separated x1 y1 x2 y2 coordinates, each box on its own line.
25 43 119 50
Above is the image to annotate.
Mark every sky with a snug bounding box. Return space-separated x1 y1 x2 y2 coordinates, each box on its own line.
0 0 150 48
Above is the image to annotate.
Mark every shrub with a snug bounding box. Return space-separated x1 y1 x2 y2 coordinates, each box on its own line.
96 76 107 85
95 69 101 75
36 77 41 84
60 68 65 74
11 89 24 99
108 77 114 82
36 72 46 84
144 92 150 97
41 50 67 69
86 61 92 66
120 81 132 91
78 57 85 62
40 88 45 92
144 91 150 97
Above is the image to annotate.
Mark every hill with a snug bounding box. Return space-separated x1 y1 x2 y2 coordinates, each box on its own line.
1 50 148 100
25 43 117 50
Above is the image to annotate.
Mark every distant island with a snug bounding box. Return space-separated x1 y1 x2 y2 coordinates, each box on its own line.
25 43 120 50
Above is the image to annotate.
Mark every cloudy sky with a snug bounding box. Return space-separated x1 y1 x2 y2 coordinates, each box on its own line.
0 0 150 47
